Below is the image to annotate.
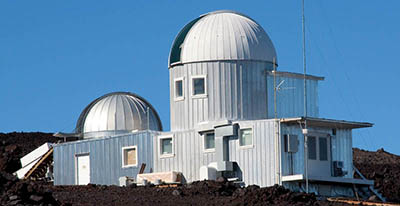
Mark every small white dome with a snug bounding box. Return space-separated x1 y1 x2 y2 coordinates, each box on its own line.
169 10 277 67
75 92 162 139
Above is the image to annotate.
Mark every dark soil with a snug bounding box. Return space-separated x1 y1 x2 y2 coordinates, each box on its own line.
51 181 327 206
353 148 400 203
0 132 57 173
0 132 398 205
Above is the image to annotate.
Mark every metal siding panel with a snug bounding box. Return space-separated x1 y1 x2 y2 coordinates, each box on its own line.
171 61 269 131
266 75 319 119
54 132 154 186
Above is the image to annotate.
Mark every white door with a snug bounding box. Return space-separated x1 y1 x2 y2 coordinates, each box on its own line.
76 154 90 185
307 136 331 177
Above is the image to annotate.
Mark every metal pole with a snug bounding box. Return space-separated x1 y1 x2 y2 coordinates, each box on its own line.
272 57 281 184
302 0 309 193
147 107 150 130
273 57 277 119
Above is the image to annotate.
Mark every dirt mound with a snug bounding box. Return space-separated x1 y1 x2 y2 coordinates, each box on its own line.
0 171 59 205
51 181 328 206
353 148 400 202
0 132 56 173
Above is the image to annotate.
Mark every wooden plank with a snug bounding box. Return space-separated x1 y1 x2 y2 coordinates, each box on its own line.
327 198 399 206
24 148 53 179
139 163 146 174
156 184 179 188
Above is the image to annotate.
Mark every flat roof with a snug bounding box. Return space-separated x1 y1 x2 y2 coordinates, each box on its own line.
282 174 374 186
280 117 373 129
267 71 325 81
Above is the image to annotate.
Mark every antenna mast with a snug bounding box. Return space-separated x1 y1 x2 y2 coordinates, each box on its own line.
301 0 309 193
273 57 277 119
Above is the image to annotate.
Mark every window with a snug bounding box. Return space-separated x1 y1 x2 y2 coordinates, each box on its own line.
159 135 174 158
239 128 253 147
307 136 317 160
204 132 215 151
161 138 172 154
319 137 328 161
174 78 184 101
122 146 137 167
191 75 207 97
284 134 298 153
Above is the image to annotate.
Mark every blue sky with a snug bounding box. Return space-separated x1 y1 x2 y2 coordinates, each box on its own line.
1 1 399 154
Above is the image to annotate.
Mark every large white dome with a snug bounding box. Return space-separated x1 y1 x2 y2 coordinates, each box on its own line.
75 92 162 139
169 10 277 67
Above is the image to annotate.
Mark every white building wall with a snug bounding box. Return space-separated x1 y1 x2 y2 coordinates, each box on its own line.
267 74 319 119
153 119 278 187
170 61 271 131
280 125 353 178
331 129 353 178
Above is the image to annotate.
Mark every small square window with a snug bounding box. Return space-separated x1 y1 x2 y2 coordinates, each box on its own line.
174 78 184 101
307 136 317 160
239 128 253 147
192 76 206 96
204 132 215 150
160 137 173 156
122 146 137 167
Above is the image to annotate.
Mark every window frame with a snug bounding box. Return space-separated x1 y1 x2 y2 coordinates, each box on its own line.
238 126 254 149
174 77 185 101
159 135 174 158
203 131 215 153
191 75 207 98
121 146 138 168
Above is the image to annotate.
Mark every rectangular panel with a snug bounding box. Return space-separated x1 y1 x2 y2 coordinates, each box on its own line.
308 136 316 160
76 154 90 185
319 137 328 161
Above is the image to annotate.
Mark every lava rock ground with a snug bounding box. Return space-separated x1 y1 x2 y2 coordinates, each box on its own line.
0 132 399 205
353 148 400 203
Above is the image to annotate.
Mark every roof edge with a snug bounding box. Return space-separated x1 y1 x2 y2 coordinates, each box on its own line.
268 71 324 81
280 117 373 129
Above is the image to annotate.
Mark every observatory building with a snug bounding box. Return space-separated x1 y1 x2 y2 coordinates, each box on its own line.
52 10 374 197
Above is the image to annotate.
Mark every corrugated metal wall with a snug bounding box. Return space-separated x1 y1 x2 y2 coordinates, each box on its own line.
170 61 271 131
170 61 320 132
280 125 353 178
53 131 155 185
154 119 278 187
266 75 319 119
331 129 353 178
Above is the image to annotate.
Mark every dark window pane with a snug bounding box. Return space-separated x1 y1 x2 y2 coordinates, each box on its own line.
193 78 205 95
308 136 316 160
319 137 328 161
283 135 288 152
205 133 215 149
175 80 183 97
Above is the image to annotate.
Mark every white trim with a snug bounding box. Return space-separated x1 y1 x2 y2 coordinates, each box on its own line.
238 126 254 149
174 77 185 101
121 145 138 168
202 131 215 153
158 135 174 158
190 75 208 98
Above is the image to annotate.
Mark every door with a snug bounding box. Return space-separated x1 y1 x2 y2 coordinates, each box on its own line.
307 135 331 177
76 154 90 185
